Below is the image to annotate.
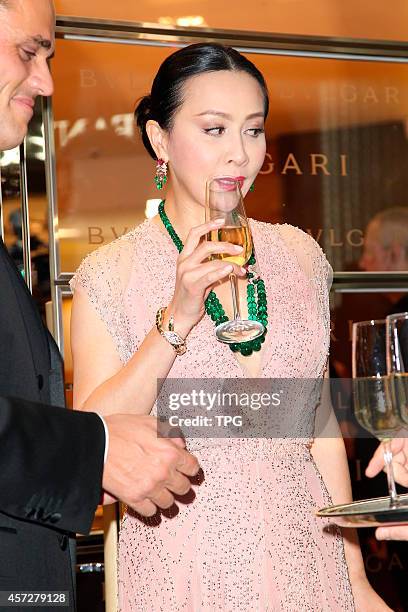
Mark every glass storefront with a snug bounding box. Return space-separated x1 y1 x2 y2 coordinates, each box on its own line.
51 42 408 275
1 11 408 612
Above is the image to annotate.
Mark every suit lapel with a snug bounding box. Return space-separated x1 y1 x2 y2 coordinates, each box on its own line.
0 239 51 400
47 331 65 408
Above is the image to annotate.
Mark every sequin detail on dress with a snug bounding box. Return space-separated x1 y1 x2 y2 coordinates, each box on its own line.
71 219 354 612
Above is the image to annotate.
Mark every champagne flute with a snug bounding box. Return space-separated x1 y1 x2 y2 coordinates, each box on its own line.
352 320 402 507
386 312 408 424
205 176 264 343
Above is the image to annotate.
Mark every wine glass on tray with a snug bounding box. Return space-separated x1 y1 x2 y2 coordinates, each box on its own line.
352 319 401 507
316 319 408 527
386 312 408 426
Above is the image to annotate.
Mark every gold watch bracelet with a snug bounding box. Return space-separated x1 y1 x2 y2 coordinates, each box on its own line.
156 306 187 356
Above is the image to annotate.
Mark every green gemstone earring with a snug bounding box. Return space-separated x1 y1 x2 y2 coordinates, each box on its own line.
249 182 255 192
154 159 168 190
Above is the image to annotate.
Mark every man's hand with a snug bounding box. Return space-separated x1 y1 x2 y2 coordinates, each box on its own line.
102 414 200 516
375 525 408 541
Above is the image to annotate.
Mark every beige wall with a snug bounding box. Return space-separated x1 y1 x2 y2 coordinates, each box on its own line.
55 0 408 42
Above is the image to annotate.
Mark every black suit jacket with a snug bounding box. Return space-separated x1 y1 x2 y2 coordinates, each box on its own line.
0 239 105 609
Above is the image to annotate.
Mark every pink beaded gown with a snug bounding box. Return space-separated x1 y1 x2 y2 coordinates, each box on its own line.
71 218 355 612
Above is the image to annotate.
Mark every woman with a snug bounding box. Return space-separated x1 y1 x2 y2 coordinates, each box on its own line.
70 43 389 611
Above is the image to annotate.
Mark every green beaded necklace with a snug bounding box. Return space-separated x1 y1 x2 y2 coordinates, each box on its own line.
158 200 268 357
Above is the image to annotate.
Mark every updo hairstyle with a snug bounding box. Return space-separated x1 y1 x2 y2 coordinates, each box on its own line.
134 42 269 160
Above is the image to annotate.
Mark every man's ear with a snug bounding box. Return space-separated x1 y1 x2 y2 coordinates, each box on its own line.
146 120 169 161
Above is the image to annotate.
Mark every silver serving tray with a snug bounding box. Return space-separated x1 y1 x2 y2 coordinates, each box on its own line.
317 494 408 527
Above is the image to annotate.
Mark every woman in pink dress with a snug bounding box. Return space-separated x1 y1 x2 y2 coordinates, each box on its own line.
70 43 390 611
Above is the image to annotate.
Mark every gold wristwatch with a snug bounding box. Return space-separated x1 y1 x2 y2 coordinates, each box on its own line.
156 307 187 356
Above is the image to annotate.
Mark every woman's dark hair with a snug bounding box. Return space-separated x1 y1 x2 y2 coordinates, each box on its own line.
135 42 269 160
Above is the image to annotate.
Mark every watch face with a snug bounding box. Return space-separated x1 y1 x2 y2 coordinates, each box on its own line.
163 331 184 346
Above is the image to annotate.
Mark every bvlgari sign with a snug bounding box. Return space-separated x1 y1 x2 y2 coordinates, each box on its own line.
260 152 348 176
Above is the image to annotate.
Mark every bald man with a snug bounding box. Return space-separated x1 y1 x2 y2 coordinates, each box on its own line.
360 207 408 314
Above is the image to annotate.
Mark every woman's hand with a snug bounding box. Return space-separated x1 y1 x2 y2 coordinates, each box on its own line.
167 218 246 333
352 576 394 611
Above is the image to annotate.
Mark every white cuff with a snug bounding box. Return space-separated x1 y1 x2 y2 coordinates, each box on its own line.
96 414 109 464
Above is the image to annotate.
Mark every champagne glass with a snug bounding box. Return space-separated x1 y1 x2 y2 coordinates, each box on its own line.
352 320 402 507
386 312 408 424
205 176 264 343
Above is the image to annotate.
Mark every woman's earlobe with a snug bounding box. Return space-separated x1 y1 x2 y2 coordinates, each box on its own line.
146 120 167 161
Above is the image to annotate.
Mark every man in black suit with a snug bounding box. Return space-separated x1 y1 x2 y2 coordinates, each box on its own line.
0 0 199 608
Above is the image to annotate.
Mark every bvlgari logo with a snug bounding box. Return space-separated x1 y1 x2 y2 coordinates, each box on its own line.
54 117 349 177
77 70 401 107
88 227 129 244
260 152 348 176
306 228 363 247
55 116 347 177
87 226 363 246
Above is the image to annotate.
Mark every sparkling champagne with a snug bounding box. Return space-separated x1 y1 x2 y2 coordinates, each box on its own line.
353 376 401 439
205 176 264 344
208 225 252 266
390 373 408 424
